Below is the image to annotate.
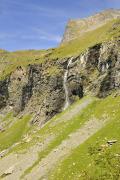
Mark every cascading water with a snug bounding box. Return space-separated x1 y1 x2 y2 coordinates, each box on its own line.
63 58 73 110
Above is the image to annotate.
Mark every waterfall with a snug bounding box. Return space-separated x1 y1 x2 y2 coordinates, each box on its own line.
63 58 72 110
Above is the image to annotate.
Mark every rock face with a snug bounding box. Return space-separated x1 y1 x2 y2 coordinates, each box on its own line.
63 40 120 99
61 9 120 44
3 166 14 176
0 78 9 109
0 39 119 125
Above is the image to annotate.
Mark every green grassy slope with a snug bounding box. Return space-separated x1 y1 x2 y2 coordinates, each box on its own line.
0 97 95 153
49 95 120 180
0 18 120 80
50 18 120 58
0 95 120 179
8 96 120 177
0 115 31 151
17 94 120 179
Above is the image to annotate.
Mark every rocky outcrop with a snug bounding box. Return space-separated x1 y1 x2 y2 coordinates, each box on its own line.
0 39 119 125
61 9 120 44
68 40 120 98
8 66 29 114
0 61 65 125
0 78 9 109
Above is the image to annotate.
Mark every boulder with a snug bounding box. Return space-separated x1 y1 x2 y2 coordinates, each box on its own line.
4 166 14 175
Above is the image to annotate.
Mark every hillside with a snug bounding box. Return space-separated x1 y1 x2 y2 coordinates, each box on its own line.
0 96 120 179
0 9 120 179
61 9 120 44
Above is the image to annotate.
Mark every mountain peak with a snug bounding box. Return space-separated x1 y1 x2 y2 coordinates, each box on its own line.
61 9 120 44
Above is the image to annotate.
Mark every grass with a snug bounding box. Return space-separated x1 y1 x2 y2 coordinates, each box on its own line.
46 65 61 76
50 19 120 59
12 97 93 153
20 95 120 178
49 95 120 180
61 10 120 44
0 49 48 80
0 95 120 179
0 115 31 151
21 97 97 177
1 112 13 122
0 112 14 131
0 18 120 80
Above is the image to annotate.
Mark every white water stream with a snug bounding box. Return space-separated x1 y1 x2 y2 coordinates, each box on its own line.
63 58 73 110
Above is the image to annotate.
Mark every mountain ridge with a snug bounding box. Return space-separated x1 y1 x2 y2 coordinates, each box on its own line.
61 9 120 44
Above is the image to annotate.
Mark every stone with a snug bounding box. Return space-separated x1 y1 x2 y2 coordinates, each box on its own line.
4 166 14 175
107 140 117 145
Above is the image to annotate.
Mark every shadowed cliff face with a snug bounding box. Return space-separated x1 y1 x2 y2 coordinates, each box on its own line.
61 9 120 44
0 78 9 109
0 39 119 125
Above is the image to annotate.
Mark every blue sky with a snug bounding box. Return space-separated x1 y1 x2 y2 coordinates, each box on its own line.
0 0 120 51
